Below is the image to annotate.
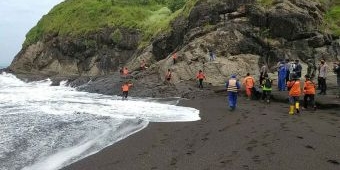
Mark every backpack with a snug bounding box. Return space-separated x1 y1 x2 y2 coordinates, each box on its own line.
264 78 272 88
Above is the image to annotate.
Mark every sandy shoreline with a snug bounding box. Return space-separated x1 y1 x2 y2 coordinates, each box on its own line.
62 94 340 170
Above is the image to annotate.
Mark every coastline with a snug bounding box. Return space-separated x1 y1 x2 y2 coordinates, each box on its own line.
62 95 340 170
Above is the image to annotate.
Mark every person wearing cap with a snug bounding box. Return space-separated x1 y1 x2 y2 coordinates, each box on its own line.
318 60 328 95
226 74 241 111
287 73 302 115
303 75 316 110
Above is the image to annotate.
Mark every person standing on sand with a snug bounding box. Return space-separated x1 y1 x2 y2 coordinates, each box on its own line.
287 74 301 115
294 59 302 78
333 62 340 98
196 70 206 89
278 61 287 91
318 60 328 95
243 73 255 100
306 59 316 80
261 74 272 103
285 59 291 83
259 63 268 86
303 75 317 110
121 81 133 99
226 74 241 111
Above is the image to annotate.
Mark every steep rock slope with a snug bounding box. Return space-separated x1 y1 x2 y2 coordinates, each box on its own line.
8 0 340 97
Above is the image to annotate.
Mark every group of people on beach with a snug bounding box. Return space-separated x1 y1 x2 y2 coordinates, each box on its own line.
226 59 340 115
118 50 340 115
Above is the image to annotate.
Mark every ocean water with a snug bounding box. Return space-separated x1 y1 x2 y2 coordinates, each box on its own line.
0 72 200 170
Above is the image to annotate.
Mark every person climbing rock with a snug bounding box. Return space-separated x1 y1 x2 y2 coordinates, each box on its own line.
196 70 206 89
165 69 172 85
172 51 178 65
122 67 129 79
140 59 146 71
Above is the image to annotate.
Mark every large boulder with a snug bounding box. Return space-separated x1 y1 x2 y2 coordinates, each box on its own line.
267 0 323 40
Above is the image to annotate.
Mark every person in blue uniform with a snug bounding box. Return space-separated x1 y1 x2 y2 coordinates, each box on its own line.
226 74 241 111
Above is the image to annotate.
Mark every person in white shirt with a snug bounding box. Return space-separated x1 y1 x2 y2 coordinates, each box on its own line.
318 60 328 95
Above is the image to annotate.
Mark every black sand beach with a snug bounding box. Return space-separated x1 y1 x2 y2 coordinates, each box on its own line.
63 94 340 170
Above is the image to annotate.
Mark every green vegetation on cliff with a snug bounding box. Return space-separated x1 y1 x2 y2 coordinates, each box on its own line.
256 0 340 36
325 5 340 36
24 0 198 47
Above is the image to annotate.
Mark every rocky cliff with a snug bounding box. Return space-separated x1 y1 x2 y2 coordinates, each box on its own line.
8 0 340 98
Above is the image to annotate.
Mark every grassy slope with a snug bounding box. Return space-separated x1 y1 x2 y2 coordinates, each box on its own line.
24 0 198 47
325 4 340 36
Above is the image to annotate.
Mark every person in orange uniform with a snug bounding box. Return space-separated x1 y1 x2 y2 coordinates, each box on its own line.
121 81 133 99
286 74 301 115
243 73 255 100
172 51 178 65
196 70 206 89
303 75 316 110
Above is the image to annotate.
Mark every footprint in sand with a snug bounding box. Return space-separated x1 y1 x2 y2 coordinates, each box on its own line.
327 159 340 165
186 150 195 155
248 139 258 145
296 136 304 139
305 145 316 150
252 155 261 163
170 157 177 166
201 137 209 141
242 165 250 170
247 146 255 152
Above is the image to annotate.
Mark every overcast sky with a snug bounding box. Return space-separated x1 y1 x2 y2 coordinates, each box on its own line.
0 0 64 66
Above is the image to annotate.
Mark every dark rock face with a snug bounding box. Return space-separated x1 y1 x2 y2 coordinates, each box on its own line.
10 28 141 76
8 0 340 98
152 16 188 61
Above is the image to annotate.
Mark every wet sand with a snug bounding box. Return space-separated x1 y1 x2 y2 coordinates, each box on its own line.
63 95 340 170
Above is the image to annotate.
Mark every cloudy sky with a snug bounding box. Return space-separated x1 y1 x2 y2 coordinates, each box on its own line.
0 0 64 66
